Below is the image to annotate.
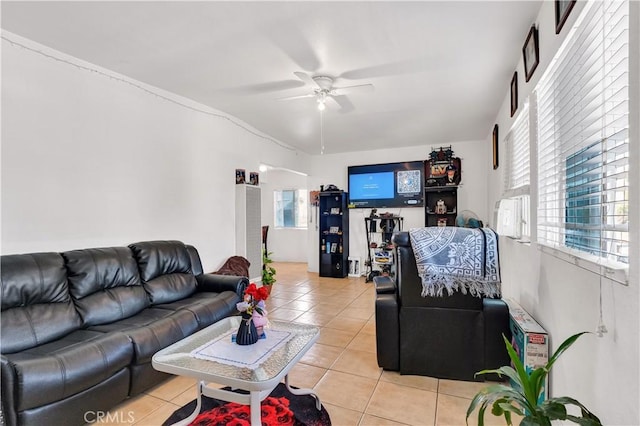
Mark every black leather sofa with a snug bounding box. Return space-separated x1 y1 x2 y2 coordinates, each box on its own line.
375 232 511 381
1 240 248 426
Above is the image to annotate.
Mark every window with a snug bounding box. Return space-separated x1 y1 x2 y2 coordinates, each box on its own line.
501 104 531 240
503 104 530 198
536 0 629 268
565 141 603 255
274 189 307 229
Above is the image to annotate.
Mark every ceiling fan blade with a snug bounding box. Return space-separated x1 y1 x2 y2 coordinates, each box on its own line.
277 93 315 101
328 95 355 113
332 83 375 95
339 58 431 80
262 20 321 71
325 95 341 108
294 71 320 88
219 80 305 95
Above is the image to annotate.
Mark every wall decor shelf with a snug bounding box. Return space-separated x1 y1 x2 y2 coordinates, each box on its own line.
424 186 458 227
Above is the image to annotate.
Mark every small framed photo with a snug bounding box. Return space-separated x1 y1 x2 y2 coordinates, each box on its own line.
510 72 518 117
310 190 320 206
330 243 337 253
330 207 340 215
522 26 539 82
249 172 259 185
555 0 576 34
492 124 499 170
329 226 339 234
235 169 246 184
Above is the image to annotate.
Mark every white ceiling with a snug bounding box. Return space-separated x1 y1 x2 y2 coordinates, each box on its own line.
1 1 542 155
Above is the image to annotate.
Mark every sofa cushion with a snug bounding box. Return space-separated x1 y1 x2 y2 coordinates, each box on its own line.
3 329 132 411
63 246 150 326
89 308 198 363
1 253 82 354
18 369 130 426
155 291 240 329
186 245 204 276
129 240 197 304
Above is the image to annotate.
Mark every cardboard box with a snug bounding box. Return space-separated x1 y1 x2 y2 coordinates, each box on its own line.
504 299 549 402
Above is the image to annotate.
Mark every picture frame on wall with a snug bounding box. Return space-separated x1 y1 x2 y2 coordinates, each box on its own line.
492 124 499 170
522 26 539 82
555 0 576 34
249 172 259 185
510 72 518 117
309 190 320 206
235 169 246 184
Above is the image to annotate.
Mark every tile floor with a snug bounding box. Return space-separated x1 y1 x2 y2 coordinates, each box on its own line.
92 262 504 426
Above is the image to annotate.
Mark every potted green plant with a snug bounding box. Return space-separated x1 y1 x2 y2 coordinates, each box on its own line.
467 332 602 426
262 249 276 295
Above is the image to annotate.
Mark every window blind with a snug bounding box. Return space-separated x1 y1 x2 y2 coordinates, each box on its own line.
500 105 531 240
503 105 531 198
536 0 629 266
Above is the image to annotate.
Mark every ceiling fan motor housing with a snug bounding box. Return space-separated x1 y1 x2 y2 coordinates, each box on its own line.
312 76 334 91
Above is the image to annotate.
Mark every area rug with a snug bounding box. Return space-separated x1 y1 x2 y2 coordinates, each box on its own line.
163 383 331 426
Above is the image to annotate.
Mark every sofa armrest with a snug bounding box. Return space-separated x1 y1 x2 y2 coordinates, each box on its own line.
374 275 396 294
483 298 512 375
196 274 249 299
1 355 17 426
373 276 399 371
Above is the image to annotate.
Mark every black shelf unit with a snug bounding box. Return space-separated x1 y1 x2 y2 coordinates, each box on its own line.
364 216 403 282
319 191 349 278
425 186 458 227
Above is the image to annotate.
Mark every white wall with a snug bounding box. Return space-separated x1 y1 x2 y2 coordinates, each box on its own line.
1 33 311 272
486 2 639 424
259 169 308 262
305 141 488 272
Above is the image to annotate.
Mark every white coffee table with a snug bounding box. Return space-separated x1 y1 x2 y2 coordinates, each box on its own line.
152 316 321 426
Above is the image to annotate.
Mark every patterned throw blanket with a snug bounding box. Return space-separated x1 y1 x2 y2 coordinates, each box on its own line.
409 227 501 298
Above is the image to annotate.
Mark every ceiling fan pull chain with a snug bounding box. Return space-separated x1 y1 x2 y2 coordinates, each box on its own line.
320 109 325 155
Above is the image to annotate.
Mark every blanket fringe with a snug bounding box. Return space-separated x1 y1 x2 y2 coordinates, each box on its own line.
418 272 501 298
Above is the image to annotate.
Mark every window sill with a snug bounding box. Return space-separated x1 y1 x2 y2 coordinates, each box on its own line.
503 236 531 245
536 244 628 285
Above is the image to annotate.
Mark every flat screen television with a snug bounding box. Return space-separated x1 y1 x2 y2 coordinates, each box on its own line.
347 161 424 208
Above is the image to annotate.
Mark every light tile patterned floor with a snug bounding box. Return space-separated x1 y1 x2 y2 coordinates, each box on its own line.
91 262 498 426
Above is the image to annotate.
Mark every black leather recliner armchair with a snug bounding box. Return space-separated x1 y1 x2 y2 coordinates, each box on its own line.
375 231 511 381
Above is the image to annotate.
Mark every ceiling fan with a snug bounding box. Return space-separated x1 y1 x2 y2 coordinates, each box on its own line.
279 71 374 111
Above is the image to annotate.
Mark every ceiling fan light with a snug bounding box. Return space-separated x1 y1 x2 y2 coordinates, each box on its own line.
317 101 326 111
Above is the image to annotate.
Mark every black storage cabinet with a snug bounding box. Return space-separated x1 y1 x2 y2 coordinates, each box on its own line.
319 191 349 278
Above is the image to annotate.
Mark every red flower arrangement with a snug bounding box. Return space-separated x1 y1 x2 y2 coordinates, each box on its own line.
236 283 269 316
